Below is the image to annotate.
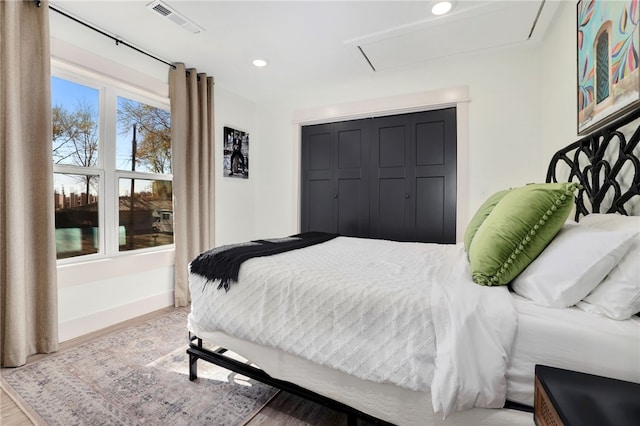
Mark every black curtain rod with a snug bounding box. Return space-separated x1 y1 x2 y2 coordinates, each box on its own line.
45 2 176 69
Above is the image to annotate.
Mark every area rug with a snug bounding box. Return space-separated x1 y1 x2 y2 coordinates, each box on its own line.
1 308 278 425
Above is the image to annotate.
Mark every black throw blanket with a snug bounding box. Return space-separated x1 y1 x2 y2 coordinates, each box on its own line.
190 232 339 291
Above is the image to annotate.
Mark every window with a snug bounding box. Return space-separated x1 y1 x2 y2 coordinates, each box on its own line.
52 69 172 261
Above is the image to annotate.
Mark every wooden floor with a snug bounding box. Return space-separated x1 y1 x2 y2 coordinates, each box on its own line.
1 387 32 426
0 308 388 426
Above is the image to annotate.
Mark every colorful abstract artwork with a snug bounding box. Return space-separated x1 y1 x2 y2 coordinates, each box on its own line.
577 0 639 134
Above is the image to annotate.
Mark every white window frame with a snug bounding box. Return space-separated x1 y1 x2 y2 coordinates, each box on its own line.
52 60 173 266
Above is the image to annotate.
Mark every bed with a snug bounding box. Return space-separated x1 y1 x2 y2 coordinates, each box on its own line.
186 107 640 426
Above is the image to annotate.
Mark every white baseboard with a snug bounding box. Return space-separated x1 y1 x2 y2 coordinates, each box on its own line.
58 291 174 342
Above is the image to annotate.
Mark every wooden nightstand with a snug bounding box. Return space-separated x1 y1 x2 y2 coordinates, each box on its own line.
534 365 640 426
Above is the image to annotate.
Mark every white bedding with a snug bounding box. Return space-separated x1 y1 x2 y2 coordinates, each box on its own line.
506 294 640 406
189 237 517 417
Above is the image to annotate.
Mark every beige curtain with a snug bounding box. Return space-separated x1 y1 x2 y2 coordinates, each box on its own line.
0 0 58 367
169 64 215 307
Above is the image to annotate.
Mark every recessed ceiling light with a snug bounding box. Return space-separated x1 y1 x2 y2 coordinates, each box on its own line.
252 58 269 68
431 1 453 16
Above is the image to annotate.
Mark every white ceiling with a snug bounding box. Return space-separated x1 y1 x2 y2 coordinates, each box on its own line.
49 0 560 103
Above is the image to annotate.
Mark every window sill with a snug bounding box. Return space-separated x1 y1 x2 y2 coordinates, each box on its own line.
57 248 175 288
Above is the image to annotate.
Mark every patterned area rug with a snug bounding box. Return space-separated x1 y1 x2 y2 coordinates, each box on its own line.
1 309 278 425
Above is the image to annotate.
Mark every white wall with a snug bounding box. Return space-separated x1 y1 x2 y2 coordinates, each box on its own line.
214 86 259 245
49 2 581 340
57 251 175 341
539 1 580 160
252 42 547 239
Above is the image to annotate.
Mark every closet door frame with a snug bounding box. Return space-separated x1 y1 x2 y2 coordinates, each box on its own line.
293 86 470 242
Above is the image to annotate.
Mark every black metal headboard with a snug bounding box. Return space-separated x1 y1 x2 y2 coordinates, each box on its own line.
546 108 640 220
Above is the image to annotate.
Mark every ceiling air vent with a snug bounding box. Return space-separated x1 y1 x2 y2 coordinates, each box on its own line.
146 0 204 34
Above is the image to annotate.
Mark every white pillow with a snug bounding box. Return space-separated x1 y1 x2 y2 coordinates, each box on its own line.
511 222 637 308
575 214 640 320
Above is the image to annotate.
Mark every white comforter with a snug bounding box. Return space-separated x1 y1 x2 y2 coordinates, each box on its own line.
188 237 517 416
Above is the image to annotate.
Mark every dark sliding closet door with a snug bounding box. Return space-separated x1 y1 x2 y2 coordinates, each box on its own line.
301 119 370 237
301 107 456 244
370 109 457 243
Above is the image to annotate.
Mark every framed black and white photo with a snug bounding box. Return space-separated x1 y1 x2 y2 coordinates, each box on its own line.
223 126 249 178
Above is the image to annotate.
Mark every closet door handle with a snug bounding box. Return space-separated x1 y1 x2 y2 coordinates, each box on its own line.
333 194 338 199
405 194 410 199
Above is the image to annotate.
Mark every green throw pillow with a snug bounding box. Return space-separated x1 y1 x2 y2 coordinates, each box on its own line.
468 182 580 286
464 189 512 252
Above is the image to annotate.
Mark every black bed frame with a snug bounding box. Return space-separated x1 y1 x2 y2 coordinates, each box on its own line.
188 108 640 425
547 107 640 219
187 333 388 425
